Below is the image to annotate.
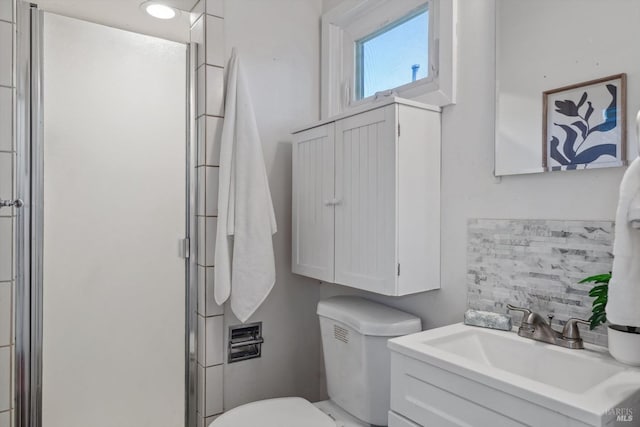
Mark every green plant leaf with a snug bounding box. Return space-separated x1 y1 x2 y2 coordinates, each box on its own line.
588 284 609 297
592 302 606 314
582 272 610 330
589 312 607 330
592 295 607 306
580 273 611 284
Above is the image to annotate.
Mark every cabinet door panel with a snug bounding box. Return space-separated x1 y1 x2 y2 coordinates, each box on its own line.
292 124 335 281
334 105 397 294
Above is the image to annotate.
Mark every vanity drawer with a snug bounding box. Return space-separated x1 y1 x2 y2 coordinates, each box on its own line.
388 411 421 427
392 363 526 426
390 353 592 427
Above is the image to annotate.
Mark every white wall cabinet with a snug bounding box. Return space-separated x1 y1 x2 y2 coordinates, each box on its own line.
292 98 441 296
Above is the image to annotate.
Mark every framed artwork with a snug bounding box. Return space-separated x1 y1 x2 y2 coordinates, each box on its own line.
543 73 627 171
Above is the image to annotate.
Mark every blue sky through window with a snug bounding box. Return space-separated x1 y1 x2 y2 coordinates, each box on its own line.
356 8 429 99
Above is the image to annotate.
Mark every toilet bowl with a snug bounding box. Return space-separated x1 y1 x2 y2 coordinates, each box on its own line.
210 297 421 427
211 397 368 427
211 397 335 427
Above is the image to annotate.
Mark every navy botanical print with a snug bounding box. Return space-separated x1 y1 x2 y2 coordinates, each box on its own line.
549 84 618 171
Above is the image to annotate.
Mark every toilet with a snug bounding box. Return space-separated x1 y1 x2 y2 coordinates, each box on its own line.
211 296 421 427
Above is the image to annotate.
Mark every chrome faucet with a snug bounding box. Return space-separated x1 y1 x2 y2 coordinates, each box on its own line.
507 304 589 349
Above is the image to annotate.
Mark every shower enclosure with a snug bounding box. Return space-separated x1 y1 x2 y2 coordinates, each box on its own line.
12 3 198 427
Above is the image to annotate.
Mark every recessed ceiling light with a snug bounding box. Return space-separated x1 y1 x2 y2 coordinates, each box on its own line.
141 2 178 20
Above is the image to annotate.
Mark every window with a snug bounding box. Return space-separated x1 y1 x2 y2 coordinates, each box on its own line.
355 6 429 100
321 0 457 118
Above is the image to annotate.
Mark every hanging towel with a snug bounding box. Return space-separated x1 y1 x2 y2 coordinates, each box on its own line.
214 48 278 323
608 112 640 327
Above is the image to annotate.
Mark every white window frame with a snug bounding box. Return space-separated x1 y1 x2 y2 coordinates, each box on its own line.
321 0 457 118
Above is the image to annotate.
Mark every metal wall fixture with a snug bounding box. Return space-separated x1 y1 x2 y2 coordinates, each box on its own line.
228 322 264 363
0 199 24 208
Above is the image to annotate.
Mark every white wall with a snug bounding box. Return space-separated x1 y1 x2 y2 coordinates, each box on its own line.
320 0 625 333
223 0 325 410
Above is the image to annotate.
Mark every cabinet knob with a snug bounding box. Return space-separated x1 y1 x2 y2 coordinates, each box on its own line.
324 199 341 206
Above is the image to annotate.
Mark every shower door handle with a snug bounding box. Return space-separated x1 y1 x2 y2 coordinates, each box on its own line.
0 199 24 209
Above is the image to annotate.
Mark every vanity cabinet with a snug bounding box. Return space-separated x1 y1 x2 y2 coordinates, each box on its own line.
292 98 441 295
388 352 592 427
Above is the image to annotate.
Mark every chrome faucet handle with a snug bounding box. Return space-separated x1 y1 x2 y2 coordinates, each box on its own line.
507 304 535 330
506 304 532 318
562 318 590 340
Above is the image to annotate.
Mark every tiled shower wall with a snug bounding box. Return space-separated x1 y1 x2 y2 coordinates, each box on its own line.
0 0 14 425
190 1 226 425
467 219 614 346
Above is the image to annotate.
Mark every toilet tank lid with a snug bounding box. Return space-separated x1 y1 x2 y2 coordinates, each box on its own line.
317 296 421 336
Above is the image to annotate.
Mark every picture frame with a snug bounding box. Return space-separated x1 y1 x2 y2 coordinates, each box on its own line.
543 73 627 171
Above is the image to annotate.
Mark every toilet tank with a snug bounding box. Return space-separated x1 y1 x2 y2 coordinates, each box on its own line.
317 296 421 425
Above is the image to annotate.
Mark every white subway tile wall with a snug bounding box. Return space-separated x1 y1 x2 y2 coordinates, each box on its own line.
0 220 10 282
204 364 224 416
190 0 205 25
0 155 9 199
0 0 14 424
205 167 219 216
0 22 12 87
197 363 223 416
192 15 205 66
197 315 224 367
197 216 217 267
204 117 223 167
205 66 224 117
197 167 220 216
205 0 224 19
205 15 224 67
204 316 224 366
0 87 11 152
0 347 9 413
0 283 10 347
0 0 11 22
191 0 225 423
198 266 224 317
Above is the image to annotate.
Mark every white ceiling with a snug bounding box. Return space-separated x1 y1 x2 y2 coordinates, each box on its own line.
32 0 199 43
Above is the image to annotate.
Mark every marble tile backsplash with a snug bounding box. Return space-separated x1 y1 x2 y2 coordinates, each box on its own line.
467 219 614 347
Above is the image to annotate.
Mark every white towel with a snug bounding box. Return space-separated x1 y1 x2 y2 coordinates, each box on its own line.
214 48 277 323
608 111 640 327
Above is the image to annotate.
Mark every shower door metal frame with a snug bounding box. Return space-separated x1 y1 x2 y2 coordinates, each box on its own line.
15 4 43 427
14 5 199 426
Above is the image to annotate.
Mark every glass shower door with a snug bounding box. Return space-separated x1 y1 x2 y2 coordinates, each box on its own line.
40 13 187 427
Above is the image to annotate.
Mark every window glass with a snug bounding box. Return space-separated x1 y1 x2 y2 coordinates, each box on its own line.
355 6 429 100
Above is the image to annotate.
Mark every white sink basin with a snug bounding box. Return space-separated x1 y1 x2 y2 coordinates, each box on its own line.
426 327 624 394
388 323 640 426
